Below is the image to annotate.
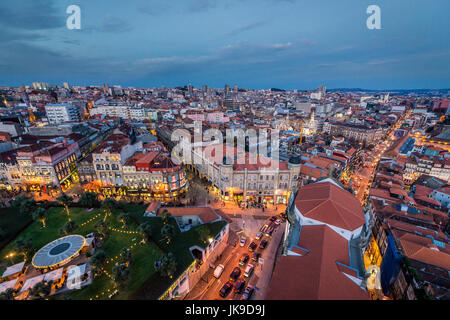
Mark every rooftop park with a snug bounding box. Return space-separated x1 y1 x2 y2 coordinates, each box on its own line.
0 192 227 300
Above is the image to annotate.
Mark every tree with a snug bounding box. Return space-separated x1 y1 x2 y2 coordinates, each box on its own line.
59 220 77 236
196 225 211 244
112 264 130 290
138 222 153 243
117 213 130 228
161 223 176 245
15 238 34 262
156 252 177 278
0 227 6 241
161 210 172 225
32 207 48 228
90 250 107 275
11 195 36 216
120 248 132 266
95 221 109 238
57 193 73 221
30 280 53 299
101 198 118 220
0 288 15 300
78 192 99 208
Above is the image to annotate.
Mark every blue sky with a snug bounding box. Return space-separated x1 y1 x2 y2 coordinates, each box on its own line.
0 0 449 89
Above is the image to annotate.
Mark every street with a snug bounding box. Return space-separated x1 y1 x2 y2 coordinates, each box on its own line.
184 208 285 300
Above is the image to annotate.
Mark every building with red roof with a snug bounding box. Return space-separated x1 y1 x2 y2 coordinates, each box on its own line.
266 179 371 299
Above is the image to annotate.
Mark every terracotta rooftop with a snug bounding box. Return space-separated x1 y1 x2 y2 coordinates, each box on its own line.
266 224 369 300
156 206 221 224
295 181 365 231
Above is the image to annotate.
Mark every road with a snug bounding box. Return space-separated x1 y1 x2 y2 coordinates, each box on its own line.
185 214 285 300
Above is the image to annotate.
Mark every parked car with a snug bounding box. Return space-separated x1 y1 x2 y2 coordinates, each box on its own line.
239 254 250 267
241 285 255 300
252 252 261 262
248 241 257 252
229 267 241 282
219 281 233 298
259 240 268 249
244 264 255 278
255 231 263 240
213 264 225 279
269 216 277 222
274 218 281 225
260 225 268 233
264 220 273 228
234 279 246 294
265 226 274 237
239 236 247 247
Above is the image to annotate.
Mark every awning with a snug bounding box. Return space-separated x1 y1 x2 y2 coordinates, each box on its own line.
2 261 25 278
20 275 45 293
0 278 18 294
43 268 64 282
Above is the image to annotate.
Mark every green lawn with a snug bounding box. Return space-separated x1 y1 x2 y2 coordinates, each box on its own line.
0 207 32 249
133 217 228 299
0 202 228 300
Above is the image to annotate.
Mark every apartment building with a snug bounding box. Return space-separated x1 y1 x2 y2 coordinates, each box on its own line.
45 103 81 124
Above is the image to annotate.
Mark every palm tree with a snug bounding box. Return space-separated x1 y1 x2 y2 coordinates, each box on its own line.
78 192 99 208
57 193 73 221
90 250 107 276
161 210 172 225
95 221 109 238
161 223 176 245
59 220 77 236
32 207 48 228
101 198 118 221
15 238 34 262
12 195 37 216
138 222 153 243
117 213 129 228
120 248 132 266
156 252 177 278
112 264 130 290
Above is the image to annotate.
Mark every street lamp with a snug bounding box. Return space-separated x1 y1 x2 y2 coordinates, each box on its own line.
5 252 15 264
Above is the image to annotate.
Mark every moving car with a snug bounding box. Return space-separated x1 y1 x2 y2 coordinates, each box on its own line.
244 264 255 278
248 241 257 252
241 285 254 300
234 279 246 294
255 231 263 240
259 240 268 249
239 236 247 247
219 281 233 298
252 252 261 262
239 254 250 267
213 264 225 279
229 267 241 282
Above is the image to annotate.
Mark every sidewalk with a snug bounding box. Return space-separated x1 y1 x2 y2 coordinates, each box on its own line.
253 222 285 300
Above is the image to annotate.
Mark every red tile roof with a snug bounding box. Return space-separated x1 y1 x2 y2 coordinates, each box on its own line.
295 181 365 231
266 224 369 300
156 206 221 224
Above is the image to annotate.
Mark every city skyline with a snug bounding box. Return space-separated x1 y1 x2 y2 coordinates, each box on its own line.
1 0 449 90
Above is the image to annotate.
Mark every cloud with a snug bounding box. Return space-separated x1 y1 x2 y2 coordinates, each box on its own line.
0 0 64 31
225 20 269 37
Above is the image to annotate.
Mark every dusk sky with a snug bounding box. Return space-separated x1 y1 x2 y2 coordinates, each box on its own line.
1 0 449 90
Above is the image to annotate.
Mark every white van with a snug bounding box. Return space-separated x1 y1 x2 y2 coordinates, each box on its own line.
214 264 225 279
244 264 254 278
